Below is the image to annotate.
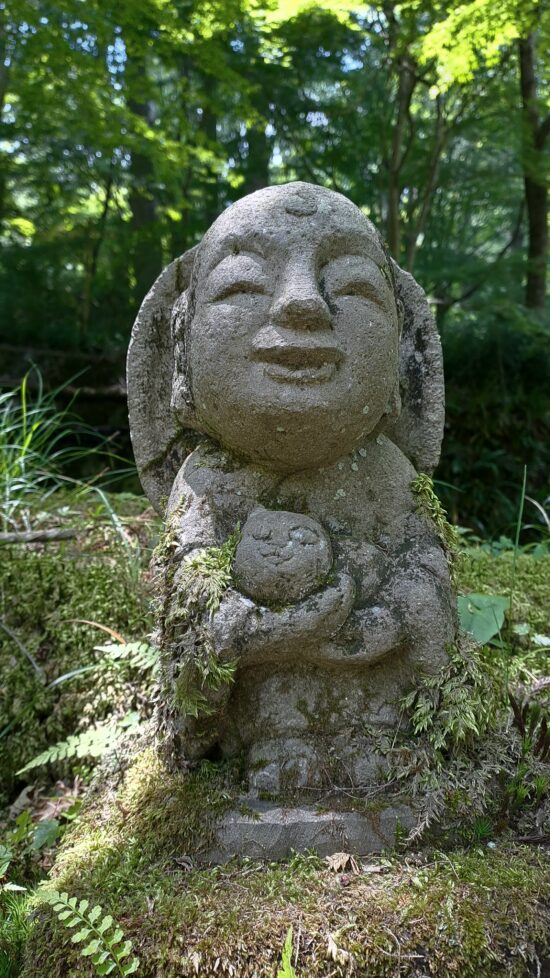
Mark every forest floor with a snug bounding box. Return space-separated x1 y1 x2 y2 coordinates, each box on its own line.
0 491 549 978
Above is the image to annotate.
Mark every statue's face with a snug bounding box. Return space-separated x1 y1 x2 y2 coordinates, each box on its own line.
186 183 400 471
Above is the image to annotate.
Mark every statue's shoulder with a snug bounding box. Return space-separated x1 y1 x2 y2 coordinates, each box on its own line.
166 439 275 519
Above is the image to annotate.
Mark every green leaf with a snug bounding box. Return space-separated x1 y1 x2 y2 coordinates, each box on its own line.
71 928 92 943
117 940 133 960
122 958 140 976
92 949 110 964
88 905 103 923
32 819 60 851
458 593 509 644
96 963 117 975
97 915 114 935
82 939 102 956
109 927 124 946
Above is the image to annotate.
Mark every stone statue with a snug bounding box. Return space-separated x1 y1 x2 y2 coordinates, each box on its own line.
127 182 456 839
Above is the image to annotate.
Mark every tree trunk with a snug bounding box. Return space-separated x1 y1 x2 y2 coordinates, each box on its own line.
386 54 416 257
126 49 162 306
518 34 548 311
80 165 115 342
0 4 10 231
243 124 270 193
199 74 219 228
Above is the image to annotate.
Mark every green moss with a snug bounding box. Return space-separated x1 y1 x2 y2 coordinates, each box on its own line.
458 550 550 635
0 492 153 806
158 528 240 737
22 749 550 977
411 473 461 581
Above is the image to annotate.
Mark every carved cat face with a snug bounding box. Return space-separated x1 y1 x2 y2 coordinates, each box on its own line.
176 183 401 472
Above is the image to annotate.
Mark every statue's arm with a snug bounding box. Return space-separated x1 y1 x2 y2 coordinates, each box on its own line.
348 540 455 668
206 571 356 661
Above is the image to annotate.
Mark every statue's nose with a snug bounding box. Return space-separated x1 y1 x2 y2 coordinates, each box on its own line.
270 273 332 331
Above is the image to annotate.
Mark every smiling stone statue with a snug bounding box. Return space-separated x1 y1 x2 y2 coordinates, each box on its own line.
128 182 457 857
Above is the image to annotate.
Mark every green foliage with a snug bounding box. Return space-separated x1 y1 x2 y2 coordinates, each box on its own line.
277 927 298 978
162 529 241 720
401 642 505 757
508 688 550 763
457 593 509 644
17 712 142 776
179 529 241 615
0 370 107 532
0 890 31 978
0 493 153 805
411 474 460 580
44 891 139 976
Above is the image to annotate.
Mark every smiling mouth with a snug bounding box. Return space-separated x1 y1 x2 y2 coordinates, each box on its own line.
251 343 343 385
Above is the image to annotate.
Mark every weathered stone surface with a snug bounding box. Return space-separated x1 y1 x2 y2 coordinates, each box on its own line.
202 799 416 864
233 508 333 605
127 181 457 855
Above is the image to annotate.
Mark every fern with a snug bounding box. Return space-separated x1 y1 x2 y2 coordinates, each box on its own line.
16 712 142 775
44 890 139 976
277 927 298 978
96 642 160 675
401 643 505 758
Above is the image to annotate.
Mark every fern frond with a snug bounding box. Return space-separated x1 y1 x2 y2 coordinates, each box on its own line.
16 712 142 775
44 890 139 976
95 641 160 674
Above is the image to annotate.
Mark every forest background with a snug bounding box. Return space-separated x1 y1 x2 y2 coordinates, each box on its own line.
0 0 548 537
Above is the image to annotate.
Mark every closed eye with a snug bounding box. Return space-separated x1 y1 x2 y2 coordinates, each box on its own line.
213 279 269 301
331 280 387 309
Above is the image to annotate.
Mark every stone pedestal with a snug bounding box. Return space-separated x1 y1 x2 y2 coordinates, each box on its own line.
201 798 415 864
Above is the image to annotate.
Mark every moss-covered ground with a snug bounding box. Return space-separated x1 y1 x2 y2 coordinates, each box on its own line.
1 494 548 977
22 745 550 977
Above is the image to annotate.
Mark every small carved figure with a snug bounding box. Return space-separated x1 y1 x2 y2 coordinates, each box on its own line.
128 182 456 795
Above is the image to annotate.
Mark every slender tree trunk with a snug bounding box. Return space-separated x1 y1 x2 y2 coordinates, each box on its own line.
243 124 270 193
0 4 11 231
405 97 446 272
518 34 549 311
387 54 416 256
80 165 115 342
199 74 219 228
126 49 162 306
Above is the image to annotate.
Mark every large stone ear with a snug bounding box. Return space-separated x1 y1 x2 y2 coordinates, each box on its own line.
384 262 445 474
127 246 201 514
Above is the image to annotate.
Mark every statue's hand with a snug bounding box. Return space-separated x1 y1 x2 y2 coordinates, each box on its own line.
206 571 356 662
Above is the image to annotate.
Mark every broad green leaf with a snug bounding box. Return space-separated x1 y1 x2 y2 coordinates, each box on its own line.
458 593 509 644
32 819 60 851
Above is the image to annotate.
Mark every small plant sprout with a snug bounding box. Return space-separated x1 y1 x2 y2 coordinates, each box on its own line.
277 927 298 978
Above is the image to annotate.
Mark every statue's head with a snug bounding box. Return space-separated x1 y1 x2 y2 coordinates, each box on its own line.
171 182 402 471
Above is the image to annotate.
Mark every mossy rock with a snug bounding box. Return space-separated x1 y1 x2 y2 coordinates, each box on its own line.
22 746 550 977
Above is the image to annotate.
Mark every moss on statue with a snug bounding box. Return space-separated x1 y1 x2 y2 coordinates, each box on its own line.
23 746 550 977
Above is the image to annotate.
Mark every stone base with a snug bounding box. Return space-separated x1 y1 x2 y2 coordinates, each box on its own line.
201 798 415 863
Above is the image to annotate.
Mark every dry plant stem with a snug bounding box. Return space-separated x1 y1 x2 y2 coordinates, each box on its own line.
0 528 78 544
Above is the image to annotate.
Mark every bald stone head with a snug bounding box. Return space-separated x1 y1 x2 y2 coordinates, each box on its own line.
174 182 401 472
